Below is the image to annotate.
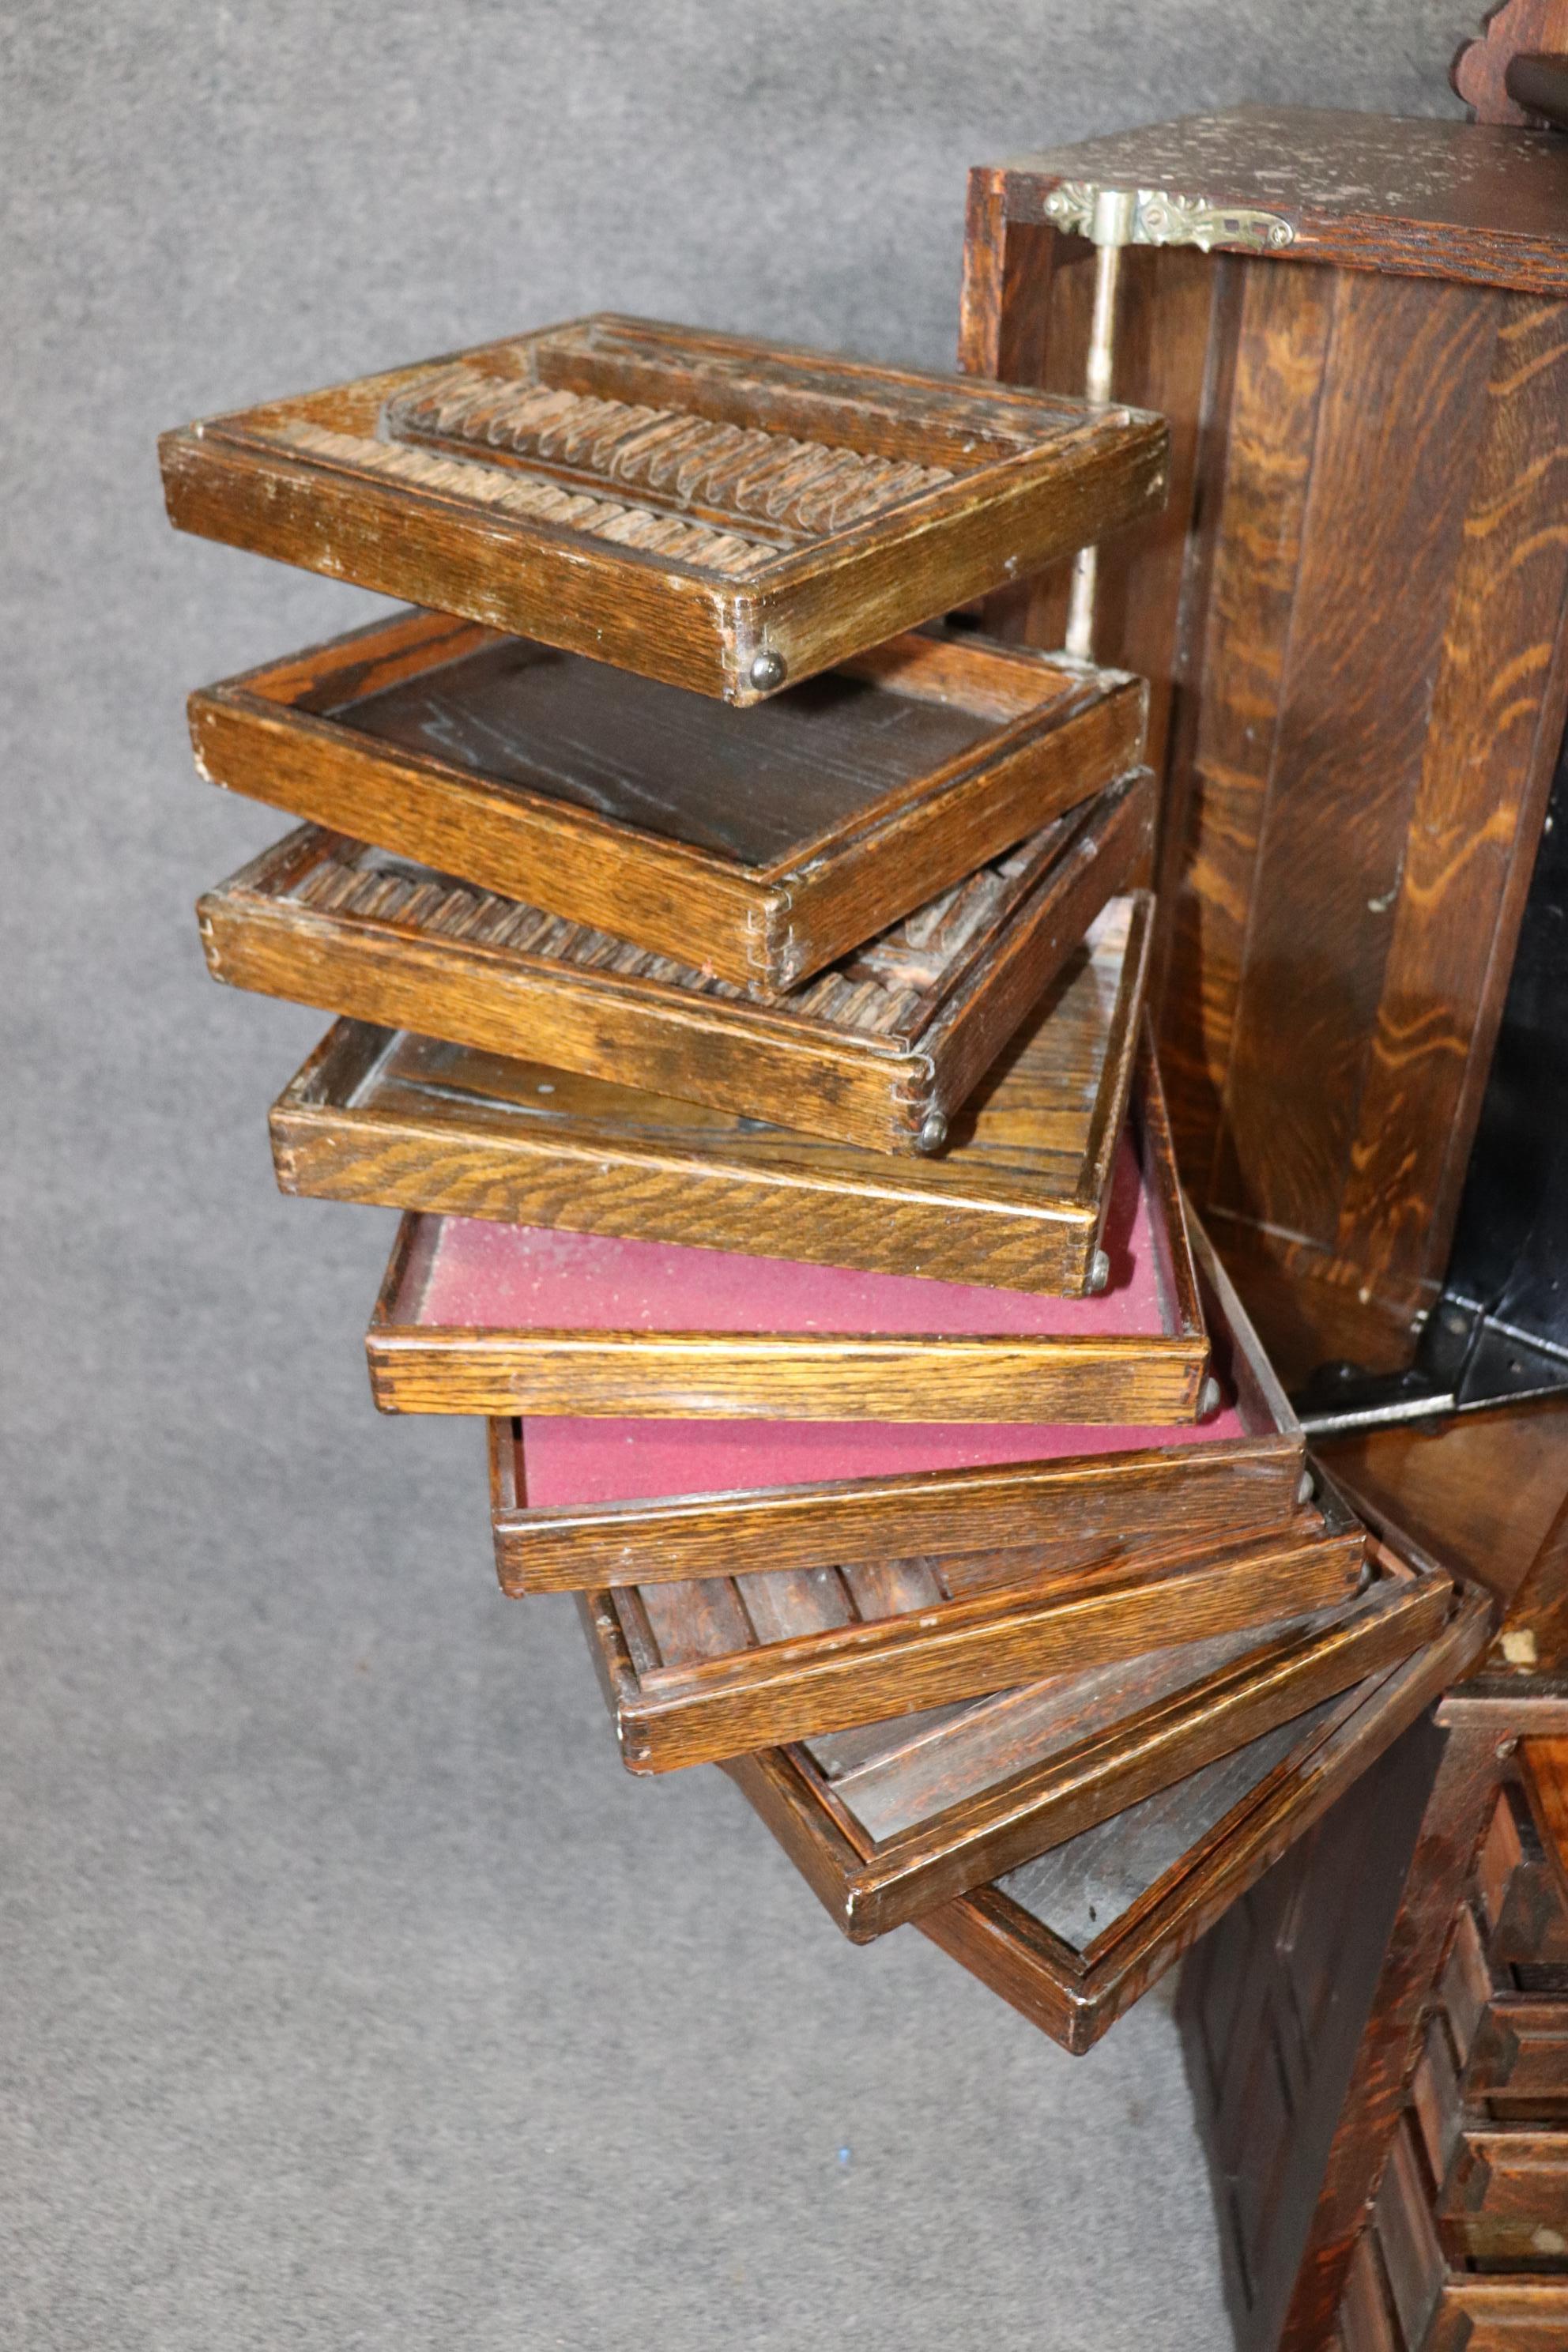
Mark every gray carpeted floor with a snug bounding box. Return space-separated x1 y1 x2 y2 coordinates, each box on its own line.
3 7 1464 2343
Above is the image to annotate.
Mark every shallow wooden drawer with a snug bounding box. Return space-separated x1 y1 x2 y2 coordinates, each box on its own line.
913 1588 1490 2054
484 1210 1298 1587
200 774 1152 1158
1479 1784 1568 1970
160 312 1169 706
1436 2128 1568 2264
1423 2275 1568 2350
365 1042 1206 1423
722 1532 1448 1932
275 891 1152 1300
1469 2000 1568 2120
194 609 1147 993
581 1502 1374 1777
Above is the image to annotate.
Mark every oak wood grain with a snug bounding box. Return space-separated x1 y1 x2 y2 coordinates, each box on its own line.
725 1553 1449 1938
486 1210 1300 1588
198 777 1154 1158
160 313 1170 705
190 608 1146 994
271 892 1150 1298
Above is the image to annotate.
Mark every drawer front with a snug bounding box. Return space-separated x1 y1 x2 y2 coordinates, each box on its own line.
1469 1999 1568 2119
1437 2129 1568 2264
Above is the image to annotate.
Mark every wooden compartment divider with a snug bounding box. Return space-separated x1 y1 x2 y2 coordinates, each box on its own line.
160 312 1170 706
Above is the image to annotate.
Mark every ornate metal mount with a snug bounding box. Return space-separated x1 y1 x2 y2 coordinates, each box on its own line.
1042 181 1295 253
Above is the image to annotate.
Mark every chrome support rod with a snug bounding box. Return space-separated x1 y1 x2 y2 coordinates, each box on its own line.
1064 186 1135 662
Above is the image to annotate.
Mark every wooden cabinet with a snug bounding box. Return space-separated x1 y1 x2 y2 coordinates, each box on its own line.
959 111 1568 1385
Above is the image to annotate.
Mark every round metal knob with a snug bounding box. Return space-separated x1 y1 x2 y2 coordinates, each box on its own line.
1198 1376 1223 1419
916 1110 948 1155
1086 1249 1110 1295
748 650 786 692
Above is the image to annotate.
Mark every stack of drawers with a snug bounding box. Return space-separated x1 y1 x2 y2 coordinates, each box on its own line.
160 310 1483 2058
1343 1769 1568 2351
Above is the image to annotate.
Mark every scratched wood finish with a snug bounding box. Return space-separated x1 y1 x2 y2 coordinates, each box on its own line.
914 1585 1491 2056
961 123 1568 1371
198 775 1152 1158
159 313 1169 706
270 895 1152 1298
723 1548 1451 1939
190 607 1146 993
363 1037 1208 1423
991 112 1568 296
577 1504 1370 1777
486 1212 1300 1586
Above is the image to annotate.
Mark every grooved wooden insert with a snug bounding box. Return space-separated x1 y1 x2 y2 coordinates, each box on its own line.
198 771 1154 1155
160 313 1170 703
190 609 1146 992
364 1048 1208 1423
270 893 1152 1298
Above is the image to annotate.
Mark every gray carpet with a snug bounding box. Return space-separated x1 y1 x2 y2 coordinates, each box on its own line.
3 6 1464 2343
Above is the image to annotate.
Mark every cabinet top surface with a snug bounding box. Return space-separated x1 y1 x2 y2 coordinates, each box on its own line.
989 109 1568 283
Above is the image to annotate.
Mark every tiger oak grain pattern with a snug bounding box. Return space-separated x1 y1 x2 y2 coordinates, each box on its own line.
577 1507 1370 1775
487 1213 1299 1586
198 776 1153 1157
190 609 1147 993
724 1559 1451 1937
916 1585 1491 2055
1209 272 1500 1247
965 116 1568 1367
270 894 1152 1298
160 313 1170 705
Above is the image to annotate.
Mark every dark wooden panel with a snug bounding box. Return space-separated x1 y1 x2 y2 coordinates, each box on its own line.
1210 272 1500 1247
1373 2119 1446 2352
1181 1703 1446 2352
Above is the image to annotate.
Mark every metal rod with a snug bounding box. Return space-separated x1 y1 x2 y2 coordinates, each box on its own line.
1064 188 1133 662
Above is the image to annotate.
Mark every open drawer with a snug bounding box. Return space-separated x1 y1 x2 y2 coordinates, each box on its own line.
484 1212 1283 1586
914 1575 1490 2054
199 775 1152 1159
364 1036 1207 1423
574 1499 1373 1774
723 1523 1452 1932
191 610 1146 993
273 893 1152 1298
160 312 1168 705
